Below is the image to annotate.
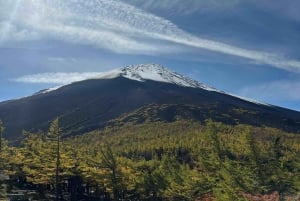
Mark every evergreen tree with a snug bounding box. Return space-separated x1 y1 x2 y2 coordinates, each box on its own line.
0 119 8 200
135 159 167 201
0 120 3 153
47 118 62 201
162 156 202 201
100 144 121 200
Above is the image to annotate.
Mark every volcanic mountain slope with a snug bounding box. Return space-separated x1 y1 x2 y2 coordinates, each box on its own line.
0 64 299 140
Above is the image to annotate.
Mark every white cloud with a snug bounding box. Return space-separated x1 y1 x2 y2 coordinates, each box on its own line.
11 71 121 84
239 80 300 101
0 21 40 42
121 0 240 15
1 0 300 73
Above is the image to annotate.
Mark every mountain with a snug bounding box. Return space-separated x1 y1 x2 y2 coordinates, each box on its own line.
0 64 299 141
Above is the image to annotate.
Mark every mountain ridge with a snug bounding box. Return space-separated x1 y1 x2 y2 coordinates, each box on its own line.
34 63 221 95
33 63 269 106
0 64 299 140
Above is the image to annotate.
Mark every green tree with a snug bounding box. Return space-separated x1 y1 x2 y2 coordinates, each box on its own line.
135 159 167 201
266 136 300 196
162 156 203 201
0 120 4 153
0 119 8 200
199 120 248 201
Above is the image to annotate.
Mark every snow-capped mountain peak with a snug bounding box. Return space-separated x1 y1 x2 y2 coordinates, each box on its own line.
35 63 221 95
20 63 270 107
97 63 268 106
119 64 220 91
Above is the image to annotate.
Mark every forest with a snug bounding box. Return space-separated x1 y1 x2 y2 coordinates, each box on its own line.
0 118 300 200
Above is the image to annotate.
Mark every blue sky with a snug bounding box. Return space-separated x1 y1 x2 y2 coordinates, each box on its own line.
0 0 300 111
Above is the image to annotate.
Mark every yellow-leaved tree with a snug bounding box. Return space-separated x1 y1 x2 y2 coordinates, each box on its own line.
21 118 76 200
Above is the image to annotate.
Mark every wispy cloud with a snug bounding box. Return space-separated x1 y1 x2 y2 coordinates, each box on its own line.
0 21 40 42
239 80 300 101
1 0 300 73
122 0 241 15
12 71 121 84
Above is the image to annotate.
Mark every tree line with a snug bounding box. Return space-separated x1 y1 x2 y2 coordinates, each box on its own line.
0 118 299 200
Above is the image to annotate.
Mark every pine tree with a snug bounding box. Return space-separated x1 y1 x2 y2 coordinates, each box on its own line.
0 120 8 200
162 156 201 201
135 159 167 201
47 118 62 201
0 120 3 153
199 120 248 200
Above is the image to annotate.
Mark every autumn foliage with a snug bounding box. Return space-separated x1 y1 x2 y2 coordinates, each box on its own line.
0 119 299 200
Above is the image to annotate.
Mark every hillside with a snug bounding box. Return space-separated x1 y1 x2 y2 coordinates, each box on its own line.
1 119 299 200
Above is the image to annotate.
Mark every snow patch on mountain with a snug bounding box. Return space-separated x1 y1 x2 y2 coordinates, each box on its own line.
40 86 64 94
79 63 221 91
120 64 221 92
